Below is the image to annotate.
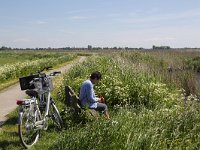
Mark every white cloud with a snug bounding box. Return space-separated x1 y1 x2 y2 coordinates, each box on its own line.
114 9 200 24
69 16 94 20
36 20 48 25
66 9 94 15
13 38 30 43
146 37 176 42
0 29 12 33
70 16 88 20
107 13 122 17
57 29 76 35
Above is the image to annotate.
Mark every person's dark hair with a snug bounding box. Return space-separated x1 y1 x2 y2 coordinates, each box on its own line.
90 71 102 80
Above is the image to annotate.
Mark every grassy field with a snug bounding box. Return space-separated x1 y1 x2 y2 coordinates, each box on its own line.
56 50 200 149
0 51 72 65
1 50 200 150
0 51 78 90
0 50 80 150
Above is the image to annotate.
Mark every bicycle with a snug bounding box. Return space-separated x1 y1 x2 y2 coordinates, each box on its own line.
16 66 63 148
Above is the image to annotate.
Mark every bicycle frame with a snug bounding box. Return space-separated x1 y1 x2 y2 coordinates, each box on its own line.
17 67 63 148
34 87 52 130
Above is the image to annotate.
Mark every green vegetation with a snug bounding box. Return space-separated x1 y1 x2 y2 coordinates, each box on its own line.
1 50 200 150
119 51 200 96
0 51 77 90
54 52 200 149
0 51 72 65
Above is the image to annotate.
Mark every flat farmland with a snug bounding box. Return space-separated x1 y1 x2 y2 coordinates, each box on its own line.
0 50 78 90
1 50 200 150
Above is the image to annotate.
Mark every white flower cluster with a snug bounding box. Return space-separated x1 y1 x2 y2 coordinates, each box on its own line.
0 55 74 82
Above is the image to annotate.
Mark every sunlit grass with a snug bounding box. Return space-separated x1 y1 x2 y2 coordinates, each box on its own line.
1 50 200 149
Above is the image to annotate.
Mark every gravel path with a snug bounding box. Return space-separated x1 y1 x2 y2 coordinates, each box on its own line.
0 56 86 126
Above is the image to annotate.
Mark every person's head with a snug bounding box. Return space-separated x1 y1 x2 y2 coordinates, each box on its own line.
90 71 102 84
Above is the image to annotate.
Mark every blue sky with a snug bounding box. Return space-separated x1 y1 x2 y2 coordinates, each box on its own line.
0 0 200 48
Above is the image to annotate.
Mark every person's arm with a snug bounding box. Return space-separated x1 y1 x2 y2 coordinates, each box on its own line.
85 82 97 103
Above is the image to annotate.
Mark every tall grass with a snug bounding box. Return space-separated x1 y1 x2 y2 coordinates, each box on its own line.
51 53 200 149
58 55 181 109
51 103 200 150
119 50 200 96
1 51 200 149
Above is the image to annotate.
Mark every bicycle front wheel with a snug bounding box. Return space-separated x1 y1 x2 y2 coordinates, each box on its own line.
18 109 40 148
49 102 63 129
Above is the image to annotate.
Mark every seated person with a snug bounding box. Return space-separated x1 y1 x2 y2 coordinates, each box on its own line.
79 71 110 119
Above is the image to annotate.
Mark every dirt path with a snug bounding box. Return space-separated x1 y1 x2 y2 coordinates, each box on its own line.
0 56 86 126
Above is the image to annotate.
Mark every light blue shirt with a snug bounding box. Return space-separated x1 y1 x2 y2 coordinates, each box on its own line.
79 79 97 109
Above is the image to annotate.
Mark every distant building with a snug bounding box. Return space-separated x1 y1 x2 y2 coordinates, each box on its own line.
88 45 92 50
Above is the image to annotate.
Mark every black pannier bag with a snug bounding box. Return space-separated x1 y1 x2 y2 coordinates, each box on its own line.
19 74 39 90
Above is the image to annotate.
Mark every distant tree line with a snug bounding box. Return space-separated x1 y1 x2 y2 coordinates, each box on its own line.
0 45 139 51
1 45 199 51
152 45 170 50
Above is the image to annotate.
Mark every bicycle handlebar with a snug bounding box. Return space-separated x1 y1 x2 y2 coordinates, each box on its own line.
30 66 60 77
28 71 61 87
39 66 53 73
49 71 61 76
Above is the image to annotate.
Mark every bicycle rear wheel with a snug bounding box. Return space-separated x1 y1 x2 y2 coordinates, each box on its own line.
49 101 63 129
18 109 40 148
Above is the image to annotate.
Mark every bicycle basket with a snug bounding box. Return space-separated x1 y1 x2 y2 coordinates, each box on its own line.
43 77 53 91
19 74 39 90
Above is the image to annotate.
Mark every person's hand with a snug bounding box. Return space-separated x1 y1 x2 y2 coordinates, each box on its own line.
100 96 105 103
